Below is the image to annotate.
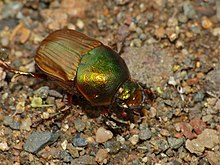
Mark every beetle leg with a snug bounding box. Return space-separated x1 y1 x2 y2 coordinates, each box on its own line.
0 59 46 79
66 93 73 105
32 105 71 127
110 113 130 125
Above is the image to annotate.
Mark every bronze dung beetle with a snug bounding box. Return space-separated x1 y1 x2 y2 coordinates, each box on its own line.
0 29 149 117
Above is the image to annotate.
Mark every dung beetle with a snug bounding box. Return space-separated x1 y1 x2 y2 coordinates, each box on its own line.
0 29 151 119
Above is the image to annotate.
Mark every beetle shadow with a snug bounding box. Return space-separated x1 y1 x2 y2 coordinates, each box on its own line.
71 95 103 118
77 97 145 132
72 95 136 122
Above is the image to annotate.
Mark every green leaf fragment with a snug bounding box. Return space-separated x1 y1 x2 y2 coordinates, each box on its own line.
156 86 164 94
31 97 53 108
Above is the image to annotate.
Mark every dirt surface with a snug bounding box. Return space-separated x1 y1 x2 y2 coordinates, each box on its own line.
0 0 220 164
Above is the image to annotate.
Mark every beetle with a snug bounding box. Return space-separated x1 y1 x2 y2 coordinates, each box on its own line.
0 29 151 119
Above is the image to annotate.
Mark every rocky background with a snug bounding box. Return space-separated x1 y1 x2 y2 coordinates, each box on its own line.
0 0 219 164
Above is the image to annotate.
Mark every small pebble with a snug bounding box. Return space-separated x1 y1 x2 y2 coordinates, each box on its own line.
129 22 137 32
146 37 157 44
32 33 44 44
205 95 213 106
16 100 25 114
74 118 86 132
178 14 188 23
48 90 63 98
185 129 220 155
175 40 184 49
34 86 49 99
155 27 165 39
0 141 9 151
202 114 213 123
55 100 66 109
95 149 109 164
212 27 220 36
2 1 23 19
20 117 32 131
189 117 206 135
167 32 179 42
61 123 69 132
71 155 96 164
1 37 9 47
167 17 178 27
116 135 125 145
95 127 113 143
61 140 68 150
179 122 197 139
86 137 96 144
3 116 13 126
46 96 55 105
129 135 139 145
76 19 85 29
160 129 170 137
191 25 201 34
149 107 157 118
60 150 73 163
130 38 142 47
142 156 148 163
67 143 79 158
150 138 169 153
139 33 147 41
206 151 220 165
201 16 213 29
73 133 87 147
168 137 184 149
193 91 205 103
130 123 136 129
104 140 121 154
0 67 6 83
41 112 50 119
0 44 9 57
136 27 143 34
168 76 177 86
205 67 220 96
139 124 152 140
214 99 220 111
183 1 197 19
11 23 31 43
3 116 20 130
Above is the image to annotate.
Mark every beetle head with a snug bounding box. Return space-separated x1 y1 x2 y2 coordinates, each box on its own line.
115 81 145 109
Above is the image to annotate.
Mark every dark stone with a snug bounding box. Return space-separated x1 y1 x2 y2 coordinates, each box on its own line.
23 131 59 153
73 133 87 147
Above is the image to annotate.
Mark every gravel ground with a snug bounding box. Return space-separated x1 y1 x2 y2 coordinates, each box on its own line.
0 0 219 164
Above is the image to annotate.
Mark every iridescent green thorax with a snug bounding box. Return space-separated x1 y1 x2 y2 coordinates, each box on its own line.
116 81 145 109
76 45 130 106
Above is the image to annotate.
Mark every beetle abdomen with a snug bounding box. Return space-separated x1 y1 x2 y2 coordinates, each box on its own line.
76 45 130 106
